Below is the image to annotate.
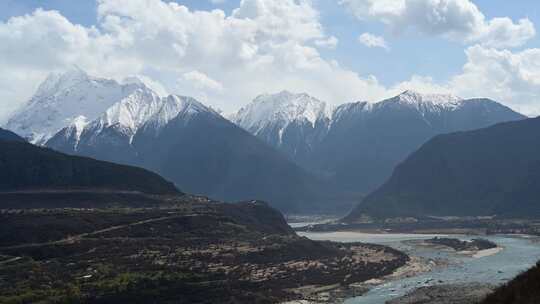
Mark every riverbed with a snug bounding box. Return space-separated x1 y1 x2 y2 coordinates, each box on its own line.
297 231 540 303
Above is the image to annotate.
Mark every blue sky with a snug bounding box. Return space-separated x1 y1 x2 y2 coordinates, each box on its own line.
1 0 540 120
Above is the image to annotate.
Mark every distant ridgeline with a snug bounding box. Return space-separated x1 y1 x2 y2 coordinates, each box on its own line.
346 117 540 221
0 133 180 195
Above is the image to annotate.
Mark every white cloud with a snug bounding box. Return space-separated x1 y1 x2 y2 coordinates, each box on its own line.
358 32 389 50
1 0 539 124
182 71 224 92
0 0 392 124
314 36 339 49
125 74 169 97
340 0 536 48
0 9 100 123
382 44 540 117
390 75 452 95
478 18 536 48
450 45 540 116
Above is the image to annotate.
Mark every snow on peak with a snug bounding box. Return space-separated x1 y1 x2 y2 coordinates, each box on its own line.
395 90 463 107
69 89 217 145
121 76 167 97
33 66 92 98
331 101 371 122
233 90 330 135
5 68 148 144
144 95 216 131
362 90 467 116
82 88 219 142
61 115 89 145
89 87 163 139
70 115 89 132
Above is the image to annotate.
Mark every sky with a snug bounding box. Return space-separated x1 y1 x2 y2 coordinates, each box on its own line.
1 0 540 124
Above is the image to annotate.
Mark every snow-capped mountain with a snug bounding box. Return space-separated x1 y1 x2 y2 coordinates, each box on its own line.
63 87 211 147
330 90 466 127
47 88 218 166
231 90 526 194
233 90 330 135
43 75 334 213
312 90 527 193
5 67 146 144
390 90 463 107
231 90 331 164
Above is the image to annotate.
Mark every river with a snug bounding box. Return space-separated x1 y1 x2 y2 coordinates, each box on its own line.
297 230 540 303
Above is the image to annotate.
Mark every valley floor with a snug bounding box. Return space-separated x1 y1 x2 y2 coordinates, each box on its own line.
299 216 540 237
0 196 408 304
297 225 540 304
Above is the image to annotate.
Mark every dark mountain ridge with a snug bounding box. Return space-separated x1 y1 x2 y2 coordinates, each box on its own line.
0 128 25 142
346 116 540 221
0 139 179 195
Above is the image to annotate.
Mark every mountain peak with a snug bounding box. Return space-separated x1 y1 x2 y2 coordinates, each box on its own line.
81 91 217 144
396 90 463 105
93 88 162 135
5 68 144 144
34 66 92 98
235 91 330 134
160 95 217 120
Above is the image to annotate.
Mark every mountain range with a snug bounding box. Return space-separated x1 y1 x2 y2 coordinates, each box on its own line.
21 69 332 213
233 90 526 193
346 116 540 221
2 68 527 214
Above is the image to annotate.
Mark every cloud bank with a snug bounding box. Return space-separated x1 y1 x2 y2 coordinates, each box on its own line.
340 0 535 48
0 0 390 122
0 0 539 124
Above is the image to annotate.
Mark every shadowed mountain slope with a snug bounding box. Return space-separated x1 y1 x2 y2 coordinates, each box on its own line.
346 116 540 220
